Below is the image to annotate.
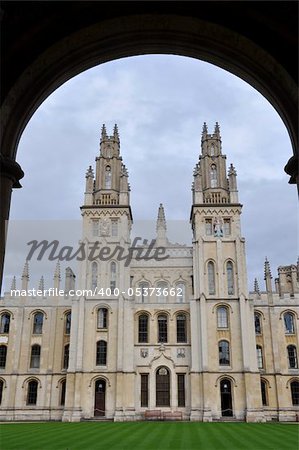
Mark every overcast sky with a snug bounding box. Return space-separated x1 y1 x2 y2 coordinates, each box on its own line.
3 55 298 292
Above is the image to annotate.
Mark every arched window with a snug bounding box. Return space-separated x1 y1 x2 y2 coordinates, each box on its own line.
287 345 298 369
27 380 38 405
60 379 66 406
63 344 69 370
0 379 3 405
158 314 168 343
284 312 295 334
219 341 230 366
96 341 107 366
97 308 108 329
138 315 148 343
217 306 228 328
91 261 98 290
291 380 299 405
260 380 268 406
0 346 7 369
30 345 41 368
176 283 185 303
254 313 262 334
156 367 170 407
156 281 168 303
105 165 112 189
33 312 43 334
176 314 187 343
226 261 234 295
208 261 216 295
110 262 116 294
210 144 215 156
210 164 217 188
65 312 71 335
139 282 149 303
0 313 10 334
256 345 264 369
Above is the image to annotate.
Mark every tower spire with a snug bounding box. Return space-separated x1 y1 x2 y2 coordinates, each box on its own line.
11 275 16 291
202 122 208 140
228 163 238 202
156 203 167 246
264 257 272 293
113 123 120 142
254 278 260 296
21 261 29 290
38 275 45 292
101 124 107 141
54 262 61 290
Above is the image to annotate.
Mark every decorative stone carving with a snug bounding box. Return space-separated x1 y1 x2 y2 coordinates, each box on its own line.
213 217 223 237
140 349 148 358
177 348 185 358
100 218 110 236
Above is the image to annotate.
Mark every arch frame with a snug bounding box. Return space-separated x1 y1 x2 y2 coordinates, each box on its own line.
1 6 297 293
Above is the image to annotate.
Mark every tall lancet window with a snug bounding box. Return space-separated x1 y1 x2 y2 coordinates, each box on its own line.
210 164 217 188
226 261 234 295
105 166 112 189
110 262 116 294
208 261 216 295
91 262 98 290
210 144 215 156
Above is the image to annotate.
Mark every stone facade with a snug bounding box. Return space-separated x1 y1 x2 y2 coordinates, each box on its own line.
0 124 298 422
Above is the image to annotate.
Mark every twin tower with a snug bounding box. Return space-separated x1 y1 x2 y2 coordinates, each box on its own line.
83 121 239 212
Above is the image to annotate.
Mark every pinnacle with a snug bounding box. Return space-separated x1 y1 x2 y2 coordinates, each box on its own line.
157 203 167 230
22 260 29 279
264 257 272 279
54 262 61 279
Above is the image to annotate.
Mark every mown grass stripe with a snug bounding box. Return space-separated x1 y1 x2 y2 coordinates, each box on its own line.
0 422 298 450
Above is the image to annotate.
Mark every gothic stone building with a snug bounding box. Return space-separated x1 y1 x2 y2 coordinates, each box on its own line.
0 124 298 422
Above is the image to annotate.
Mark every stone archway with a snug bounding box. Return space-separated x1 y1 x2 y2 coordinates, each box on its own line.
1 3 298 290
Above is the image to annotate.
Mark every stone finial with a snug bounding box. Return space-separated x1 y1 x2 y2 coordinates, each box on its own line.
101 124 107 140
228 163 237 177
264 257 273 293
121 163 128 177
65 267 76 294
156 203 167 231
54 262 61 280
202 122 208 136
264 257 272 279
156 203 167 246
54 262 61 290
193 162 201 177
113 123 120 141
214 122 220 135
254 278 260 295
21 261 29 290
11 276 16 291
38 276 45 292
21 261 29 280
85 165 94 178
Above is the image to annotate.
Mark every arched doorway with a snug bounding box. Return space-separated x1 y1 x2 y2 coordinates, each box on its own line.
220 378 233 417
94 379 106 416
156 367 170 407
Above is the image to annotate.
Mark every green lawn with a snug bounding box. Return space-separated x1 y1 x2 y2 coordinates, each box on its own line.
0 422 298 450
